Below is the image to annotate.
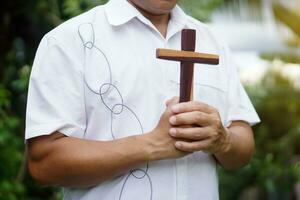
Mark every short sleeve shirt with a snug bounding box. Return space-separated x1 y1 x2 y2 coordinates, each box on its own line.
26 0 260 199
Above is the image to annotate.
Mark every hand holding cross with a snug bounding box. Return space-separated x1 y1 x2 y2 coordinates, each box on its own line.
156 29 220 102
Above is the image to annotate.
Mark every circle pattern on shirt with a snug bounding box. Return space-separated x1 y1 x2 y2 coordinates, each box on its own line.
78 23 153 200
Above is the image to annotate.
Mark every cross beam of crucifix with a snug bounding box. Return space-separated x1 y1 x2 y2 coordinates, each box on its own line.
156 29 220 103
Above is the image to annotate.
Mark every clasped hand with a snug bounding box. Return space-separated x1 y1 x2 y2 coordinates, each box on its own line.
167 97 230 154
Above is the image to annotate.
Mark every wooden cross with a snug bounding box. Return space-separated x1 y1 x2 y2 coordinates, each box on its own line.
156 29 220 103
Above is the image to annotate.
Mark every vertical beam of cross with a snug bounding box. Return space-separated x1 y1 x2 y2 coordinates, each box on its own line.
156 29 220 103
180 29 196 102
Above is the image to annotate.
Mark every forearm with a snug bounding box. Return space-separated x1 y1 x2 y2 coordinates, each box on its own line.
214 121 255 170
28 132 152 187
27 99 187 188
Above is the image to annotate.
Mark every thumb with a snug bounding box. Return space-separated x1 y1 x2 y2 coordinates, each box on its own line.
165 96 179 107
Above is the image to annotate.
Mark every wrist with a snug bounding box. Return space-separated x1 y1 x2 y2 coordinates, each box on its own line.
133 131 159 162
218 128 232 155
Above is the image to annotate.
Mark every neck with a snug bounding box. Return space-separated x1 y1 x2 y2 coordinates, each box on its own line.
128 2 171 37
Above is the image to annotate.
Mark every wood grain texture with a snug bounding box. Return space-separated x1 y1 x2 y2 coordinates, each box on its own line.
180 29 196 103
155 29 220 103
156 49 219 65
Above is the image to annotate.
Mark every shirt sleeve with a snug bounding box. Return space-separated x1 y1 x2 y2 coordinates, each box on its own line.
25 36 86 140
224 47 260 127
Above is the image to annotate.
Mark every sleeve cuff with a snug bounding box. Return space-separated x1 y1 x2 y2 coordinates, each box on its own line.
25 121 85 141
225 113 261 128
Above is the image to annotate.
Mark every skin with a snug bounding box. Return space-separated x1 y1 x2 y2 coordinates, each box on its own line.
28 98 186 187
128 0 178 37
27 0 255 188
166 99 254 168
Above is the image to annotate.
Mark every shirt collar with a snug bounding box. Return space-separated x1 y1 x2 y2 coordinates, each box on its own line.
104 0 142 26
104 0 188 27
170 5 189 27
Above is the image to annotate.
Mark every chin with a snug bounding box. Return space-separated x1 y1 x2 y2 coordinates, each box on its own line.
131 0 178 15
152 0 178 13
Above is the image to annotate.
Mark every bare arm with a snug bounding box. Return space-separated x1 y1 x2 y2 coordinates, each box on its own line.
28 133 151 187
27 98 186 188
214 121 254 170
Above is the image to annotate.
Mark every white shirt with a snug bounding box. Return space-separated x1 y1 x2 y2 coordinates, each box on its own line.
26 0 260 199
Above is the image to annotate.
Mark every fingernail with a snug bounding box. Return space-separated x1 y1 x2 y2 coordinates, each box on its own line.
169 116 176 124
169 128 177 136
172 105 180 113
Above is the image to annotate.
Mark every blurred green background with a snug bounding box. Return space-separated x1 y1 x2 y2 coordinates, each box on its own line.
0 0 300 199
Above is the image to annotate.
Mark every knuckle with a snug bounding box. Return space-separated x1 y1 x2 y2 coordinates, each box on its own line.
213 118 222 128
200 102 209 109
193 101 201 106
182 143 193 151
176 128 183 136
193 101 202 110
182 103 189 110
188 144 196 152
210 106 218 113
194 129 202 139
194 112 203 122
175 115 182 123
207 128 217 138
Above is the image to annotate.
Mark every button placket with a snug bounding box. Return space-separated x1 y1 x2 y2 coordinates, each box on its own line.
176 157 189 200
166 33 189 200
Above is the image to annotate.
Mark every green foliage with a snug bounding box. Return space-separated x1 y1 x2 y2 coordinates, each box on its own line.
220 67 300 200
273 3 300 38
272 2 300 47
261 53 300 64
63 0 108 17
0 78 25 200
179 0 223 21
0 0 107 199
1 0 300 200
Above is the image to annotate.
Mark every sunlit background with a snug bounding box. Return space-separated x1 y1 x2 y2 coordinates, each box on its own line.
0 0 300 199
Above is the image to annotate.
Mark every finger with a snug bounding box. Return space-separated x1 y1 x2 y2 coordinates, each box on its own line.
165 97 179 107
169 127 211 140
169 111 211 126
171 101 216 114
164 97 180 116
174 140 211 152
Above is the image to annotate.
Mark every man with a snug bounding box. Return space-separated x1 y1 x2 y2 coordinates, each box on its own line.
26 0 260 199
